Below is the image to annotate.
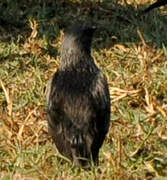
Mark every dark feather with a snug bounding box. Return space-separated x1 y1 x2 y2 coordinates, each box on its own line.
46 23 110 167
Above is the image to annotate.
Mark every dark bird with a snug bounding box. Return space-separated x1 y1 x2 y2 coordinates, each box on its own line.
46 23 110 167
143 0 167 13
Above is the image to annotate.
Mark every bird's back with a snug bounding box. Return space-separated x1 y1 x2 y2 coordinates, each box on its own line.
46 23 110 167
47 61 109 166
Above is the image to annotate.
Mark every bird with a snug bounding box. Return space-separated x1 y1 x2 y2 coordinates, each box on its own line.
46 23 110 167
143 0 167 13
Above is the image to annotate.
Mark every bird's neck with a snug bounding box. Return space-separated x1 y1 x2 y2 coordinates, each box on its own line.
60 50 92 70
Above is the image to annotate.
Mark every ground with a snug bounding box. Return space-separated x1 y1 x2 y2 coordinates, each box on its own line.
0 0 167 179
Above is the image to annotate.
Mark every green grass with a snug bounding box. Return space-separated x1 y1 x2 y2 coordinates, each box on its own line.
0 0 167 179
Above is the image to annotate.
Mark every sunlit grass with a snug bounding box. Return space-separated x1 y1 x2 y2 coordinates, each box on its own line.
0 0 167 179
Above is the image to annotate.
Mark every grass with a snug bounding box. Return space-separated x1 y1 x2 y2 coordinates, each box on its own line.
0 0 167 179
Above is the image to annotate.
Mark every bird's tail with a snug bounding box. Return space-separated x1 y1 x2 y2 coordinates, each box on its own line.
70 130 91 167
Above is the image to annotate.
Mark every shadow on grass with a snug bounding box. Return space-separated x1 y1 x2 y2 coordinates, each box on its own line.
0 0 167 53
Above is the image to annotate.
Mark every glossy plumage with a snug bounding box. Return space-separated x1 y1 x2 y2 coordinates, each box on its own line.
46 24 110 167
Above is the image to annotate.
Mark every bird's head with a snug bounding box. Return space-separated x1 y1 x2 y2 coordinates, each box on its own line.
61 23 96 55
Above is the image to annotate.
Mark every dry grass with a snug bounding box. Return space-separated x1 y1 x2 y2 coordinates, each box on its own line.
0 0 167 179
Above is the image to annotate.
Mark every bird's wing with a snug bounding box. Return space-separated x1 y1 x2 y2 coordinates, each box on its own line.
46 72 65 125
46 72 74 159
92 72 110 138
91 72 111 133
89 71 111 162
